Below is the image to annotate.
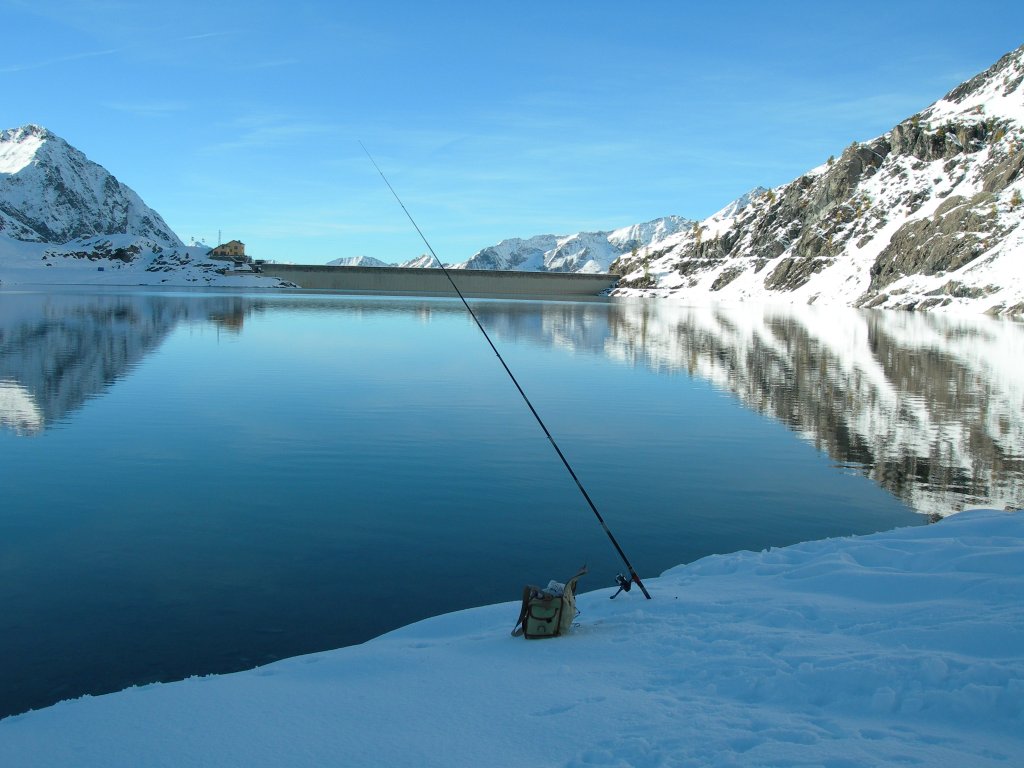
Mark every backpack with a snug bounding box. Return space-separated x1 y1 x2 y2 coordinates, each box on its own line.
511 566 587 639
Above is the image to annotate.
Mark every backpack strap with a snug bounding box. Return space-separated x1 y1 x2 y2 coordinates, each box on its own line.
564 564 588 597
511 585 534 637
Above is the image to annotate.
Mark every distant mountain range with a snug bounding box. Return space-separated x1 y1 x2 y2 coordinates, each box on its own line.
326 255 396 268
324 215 696 274
454 215 693 273
321 45 1024 314
2 43 1022 312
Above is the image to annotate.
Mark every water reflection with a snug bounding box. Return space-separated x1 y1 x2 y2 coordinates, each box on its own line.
593 302 1024 517
0 291 260 434
1 289 1020 515
454 299 1022 515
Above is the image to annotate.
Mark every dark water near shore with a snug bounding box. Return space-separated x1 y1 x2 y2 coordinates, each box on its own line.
1 287 1021 718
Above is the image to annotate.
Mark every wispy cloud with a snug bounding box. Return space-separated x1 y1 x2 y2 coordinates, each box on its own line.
0 47 118 74
760 91 930 128
230 58 300 72
202 115 338 152
0 31 239 74
104 100 190 117
243 218 409 239
182 31 237 41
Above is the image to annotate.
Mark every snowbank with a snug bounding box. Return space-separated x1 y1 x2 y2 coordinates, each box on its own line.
1 510 1021 767
0 235 288 289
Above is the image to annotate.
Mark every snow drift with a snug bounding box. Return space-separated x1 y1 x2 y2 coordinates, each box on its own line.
1 509 1020 767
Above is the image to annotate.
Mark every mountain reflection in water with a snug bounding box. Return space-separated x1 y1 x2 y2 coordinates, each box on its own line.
1 289 1021 516
591 302 1023 517
0 291 252 435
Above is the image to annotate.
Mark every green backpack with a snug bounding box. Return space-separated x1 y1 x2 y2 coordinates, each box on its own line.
511 566 587 639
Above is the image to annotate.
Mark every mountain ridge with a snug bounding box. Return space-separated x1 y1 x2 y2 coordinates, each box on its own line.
456 214 694 273
0 124 181 247
608 43 1024 315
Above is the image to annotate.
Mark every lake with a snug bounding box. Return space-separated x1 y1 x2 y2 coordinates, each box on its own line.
1 287 1021 718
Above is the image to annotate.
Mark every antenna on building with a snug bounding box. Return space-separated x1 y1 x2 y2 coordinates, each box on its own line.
218 229 222 246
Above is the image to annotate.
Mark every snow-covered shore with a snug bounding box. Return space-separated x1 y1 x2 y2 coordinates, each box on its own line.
1 510 1021 767
0 235 286 289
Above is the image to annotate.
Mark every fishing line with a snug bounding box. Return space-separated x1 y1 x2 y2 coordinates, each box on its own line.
360 142 651 599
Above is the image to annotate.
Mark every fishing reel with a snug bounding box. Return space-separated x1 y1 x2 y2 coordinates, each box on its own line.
609 573 633 599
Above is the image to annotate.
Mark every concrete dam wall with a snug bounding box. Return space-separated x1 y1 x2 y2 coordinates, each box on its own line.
257 264 617 297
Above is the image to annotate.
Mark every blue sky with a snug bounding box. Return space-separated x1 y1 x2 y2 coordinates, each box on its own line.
4 1 1023 263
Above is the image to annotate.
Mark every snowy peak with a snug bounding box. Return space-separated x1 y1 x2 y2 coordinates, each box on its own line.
459 234 559 271
0 124 182 247
399 254 439 269
0 122 290 287
326 255 394 267
459 216 692 274
0 124 50 174
328 254 439 268
707 187 768 223
923 43 1024 127
607 215 693 250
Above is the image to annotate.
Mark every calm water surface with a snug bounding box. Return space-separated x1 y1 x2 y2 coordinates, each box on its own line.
1 287 1021 717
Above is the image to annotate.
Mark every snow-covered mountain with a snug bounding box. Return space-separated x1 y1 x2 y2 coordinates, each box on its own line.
0 125 287 287
326 255 393 267
457 215 692 273
0 125 180 247
609 44 1024 315
326 254 443 269
399 254 438 269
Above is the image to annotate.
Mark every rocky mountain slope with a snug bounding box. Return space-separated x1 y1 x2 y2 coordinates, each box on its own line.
609 44 1024 315
0 125 285 287
0 125 180 246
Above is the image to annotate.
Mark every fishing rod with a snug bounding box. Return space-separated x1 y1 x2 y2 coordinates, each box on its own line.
361 142 651 600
